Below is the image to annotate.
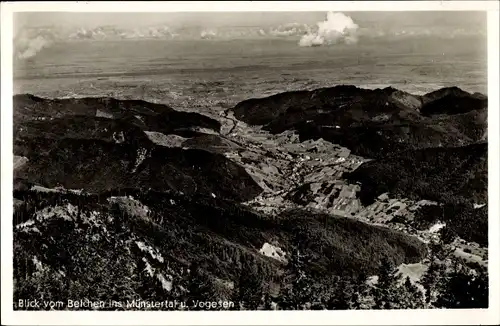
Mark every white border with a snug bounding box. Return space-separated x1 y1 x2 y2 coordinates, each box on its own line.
1 2 499 325
487 8 500 326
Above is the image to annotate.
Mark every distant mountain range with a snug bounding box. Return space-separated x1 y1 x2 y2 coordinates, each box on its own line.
233 86 487 206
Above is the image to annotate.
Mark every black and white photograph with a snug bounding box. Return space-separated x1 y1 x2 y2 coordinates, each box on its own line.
1 1 499 325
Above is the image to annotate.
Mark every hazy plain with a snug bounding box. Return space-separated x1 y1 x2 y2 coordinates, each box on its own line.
14 11 487 113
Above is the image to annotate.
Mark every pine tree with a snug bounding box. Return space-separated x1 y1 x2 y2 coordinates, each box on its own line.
372 258 399 309
326 277 351 310
135 257 168 306
276 248 312 310
262 292 273 310
419 258 444 307
401 276 424 309
185 262 214 310
232 268 265 310
291 249 313 309
353 272 370 309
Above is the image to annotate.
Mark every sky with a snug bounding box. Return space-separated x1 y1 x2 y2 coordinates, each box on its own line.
15 11 486 30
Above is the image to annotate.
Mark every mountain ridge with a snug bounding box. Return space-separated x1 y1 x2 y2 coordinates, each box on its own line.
12 84 488 310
